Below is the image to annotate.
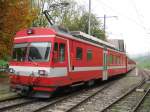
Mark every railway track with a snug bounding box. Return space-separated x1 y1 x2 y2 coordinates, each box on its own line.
0 78 119 112
32 80 117 112
132 88 150 112
101 70 150 112
0 96 21 103
0 69 147 112
0 97 37 112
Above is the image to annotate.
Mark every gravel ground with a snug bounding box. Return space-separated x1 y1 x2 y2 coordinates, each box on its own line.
73 69 143 112
4 82 112 112
0 98 32 109
0 72 18 100
137 92 150 112
4 100 49 112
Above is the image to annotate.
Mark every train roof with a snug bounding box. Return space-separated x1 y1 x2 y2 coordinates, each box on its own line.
15 27 125 52
53 26 123 52
70 31 116 49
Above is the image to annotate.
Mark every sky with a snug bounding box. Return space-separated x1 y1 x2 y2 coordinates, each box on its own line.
76 0 150 57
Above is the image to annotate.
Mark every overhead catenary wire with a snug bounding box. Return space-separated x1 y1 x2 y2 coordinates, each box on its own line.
96 0 148 33
130 0 146 30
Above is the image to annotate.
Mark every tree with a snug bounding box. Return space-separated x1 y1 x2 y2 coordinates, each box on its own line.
0 0 37 59
31 0 105 40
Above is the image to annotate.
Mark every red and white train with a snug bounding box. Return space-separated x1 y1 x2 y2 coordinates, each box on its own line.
9 26 136 98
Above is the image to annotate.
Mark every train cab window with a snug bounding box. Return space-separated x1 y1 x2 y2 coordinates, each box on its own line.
28 42 51 62
53 42 59 62
13 43 28 61
59 43 65 62
54 42 58 51
76 47 83 60
53 42 65 62
87 50 92 60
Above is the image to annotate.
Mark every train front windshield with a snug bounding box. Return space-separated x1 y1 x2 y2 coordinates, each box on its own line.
13 42 51 62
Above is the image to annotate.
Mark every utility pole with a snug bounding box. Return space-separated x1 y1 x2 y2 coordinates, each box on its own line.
97 15 117 38
88 0 91 35
104 14 106 38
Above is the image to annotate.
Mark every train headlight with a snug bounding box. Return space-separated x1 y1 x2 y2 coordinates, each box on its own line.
9 68 15 73
38 70 47 76
27 29 34 34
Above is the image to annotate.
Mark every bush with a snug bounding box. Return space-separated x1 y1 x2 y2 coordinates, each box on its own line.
0 60 8 67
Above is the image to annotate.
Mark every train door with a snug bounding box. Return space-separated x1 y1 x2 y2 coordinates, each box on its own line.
52 37 68 77
103 47 108 80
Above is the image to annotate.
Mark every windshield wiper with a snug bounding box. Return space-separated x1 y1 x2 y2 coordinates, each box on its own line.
28 57 38 66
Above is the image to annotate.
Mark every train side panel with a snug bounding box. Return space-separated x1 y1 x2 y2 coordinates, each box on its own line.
107 49 126 77
68 39 104 83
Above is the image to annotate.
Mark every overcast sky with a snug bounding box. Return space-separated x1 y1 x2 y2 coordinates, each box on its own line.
76 0 150 57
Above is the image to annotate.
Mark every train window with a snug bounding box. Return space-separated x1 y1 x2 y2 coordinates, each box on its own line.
28 42 51 62
76 47 83 60
113 56 116 64
107 55 109 64
118 56 121 64
13 43 28 61
120 56 122 64
116 56 118 64
59 43 65 62
87 50 92 60
54 42 58 51
115 56 118 64
53 42 59 62
118 57 120 64
117 56 119 64
109 54 113 64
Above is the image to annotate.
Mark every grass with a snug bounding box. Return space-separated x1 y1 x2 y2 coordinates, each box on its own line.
0 60 8 71
0 60 8 66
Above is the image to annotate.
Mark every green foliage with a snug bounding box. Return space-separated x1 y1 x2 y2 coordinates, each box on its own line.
0 60 8 67
134 55 150 69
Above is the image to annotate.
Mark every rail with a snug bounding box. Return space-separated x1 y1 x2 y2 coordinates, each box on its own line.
0 96 22 103
132 88 150 112
101 70 149 112
0 98 37 111
33 80 117 112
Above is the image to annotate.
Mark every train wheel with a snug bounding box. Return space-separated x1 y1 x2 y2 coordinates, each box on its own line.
86 80 95 87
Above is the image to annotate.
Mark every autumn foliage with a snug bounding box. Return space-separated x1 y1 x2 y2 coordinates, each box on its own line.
0 0 37 59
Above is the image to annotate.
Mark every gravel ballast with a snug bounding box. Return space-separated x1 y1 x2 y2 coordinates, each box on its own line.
73 69 143 112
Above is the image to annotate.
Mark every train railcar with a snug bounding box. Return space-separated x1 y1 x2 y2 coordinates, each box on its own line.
9 27 129 98
127 57 136 72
